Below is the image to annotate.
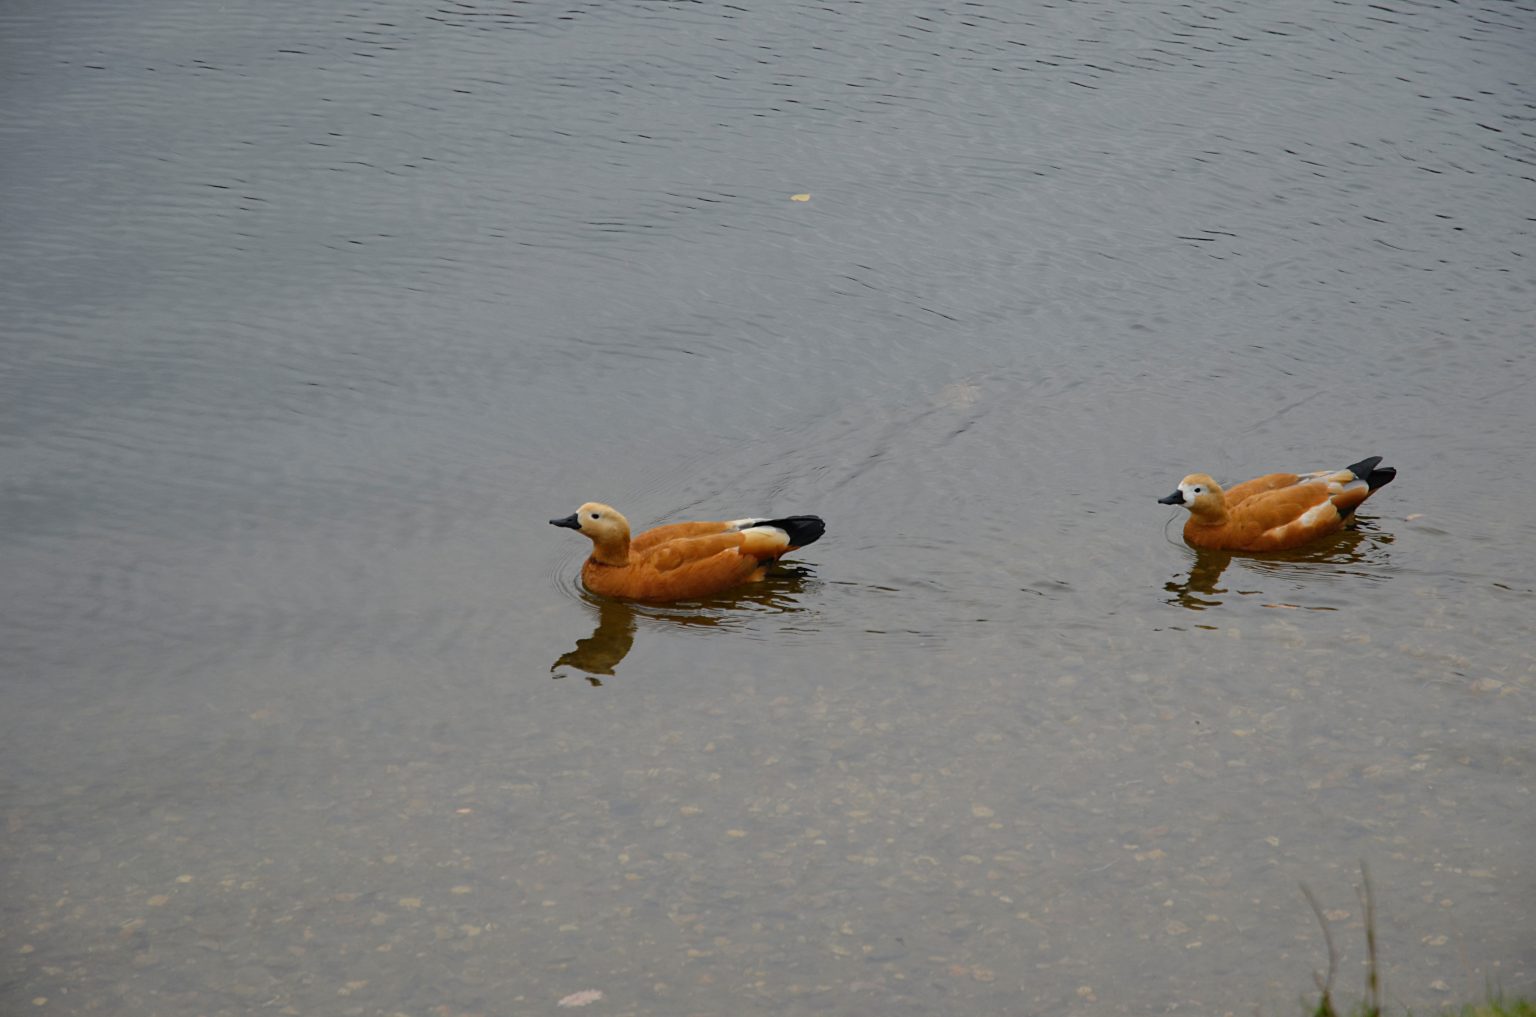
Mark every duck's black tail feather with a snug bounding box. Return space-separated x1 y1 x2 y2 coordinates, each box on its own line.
1346 456 1396 492
762 515 826 547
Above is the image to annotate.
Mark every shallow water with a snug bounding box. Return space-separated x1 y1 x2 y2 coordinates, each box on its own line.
3 0 1533 1013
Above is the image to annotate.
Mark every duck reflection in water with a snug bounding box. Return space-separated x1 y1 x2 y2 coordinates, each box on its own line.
552 599 638 683
552 564 817 685
1165 549 1237 611
1164 526 1394 612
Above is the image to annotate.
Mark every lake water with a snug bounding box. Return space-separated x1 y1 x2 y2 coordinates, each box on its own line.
2 0 1533 1013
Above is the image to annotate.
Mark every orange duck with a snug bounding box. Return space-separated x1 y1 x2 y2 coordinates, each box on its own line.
550 503 825 602
1158 455 1396 552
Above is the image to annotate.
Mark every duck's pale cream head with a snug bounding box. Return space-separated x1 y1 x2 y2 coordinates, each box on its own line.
550 502 632 562
1158 474 1224 516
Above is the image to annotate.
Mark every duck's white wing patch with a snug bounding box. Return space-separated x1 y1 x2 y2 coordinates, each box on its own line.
727 517 766 531
1297 500 1336 528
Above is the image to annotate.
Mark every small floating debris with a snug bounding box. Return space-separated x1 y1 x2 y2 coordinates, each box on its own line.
789 193 810 202
558 989 604 1008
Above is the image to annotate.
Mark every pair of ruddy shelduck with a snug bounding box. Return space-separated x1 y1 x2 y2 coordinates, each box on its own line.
552 455 1396 602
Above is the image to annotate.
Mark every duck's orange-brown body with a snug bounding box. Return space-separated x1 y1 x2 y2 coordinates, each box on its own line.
551 503 825 602
1159 456 1396 552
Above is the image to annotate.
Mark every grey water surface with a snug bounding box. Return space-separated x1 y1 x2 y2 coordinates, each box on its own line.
3 0 1533 1013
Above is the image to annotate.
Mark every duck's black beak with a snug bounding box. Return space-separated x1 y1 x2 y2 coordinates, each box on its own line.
1158 490 1185 505
550 513 581 530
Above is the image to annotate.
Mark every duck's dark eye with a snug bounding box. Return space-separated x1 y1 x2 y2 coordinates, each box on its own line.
590 512 600 520
1193 487 1203 494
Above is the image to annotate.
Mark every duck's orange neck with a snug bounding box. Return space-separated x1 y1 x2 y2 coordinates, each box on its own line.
1187 498 1229 527
588 538 630 567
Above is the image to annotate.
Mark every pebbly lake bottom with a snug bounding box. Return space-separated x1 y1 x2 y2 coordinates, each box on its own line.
5 552 1530 1015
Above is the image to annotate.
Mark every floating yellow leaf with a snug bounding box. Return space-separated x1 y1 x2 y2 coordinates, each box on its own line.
790 193 811 202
